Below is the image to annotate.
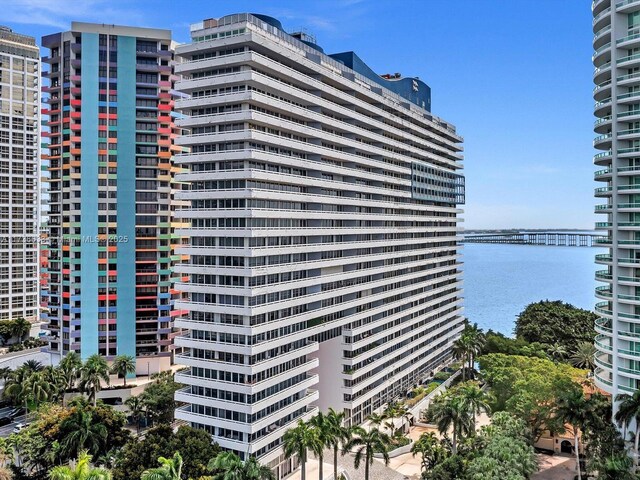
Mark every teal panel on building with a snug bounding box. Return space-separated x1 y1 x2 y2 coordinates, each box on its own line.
116 35 138 363
79 32 100 359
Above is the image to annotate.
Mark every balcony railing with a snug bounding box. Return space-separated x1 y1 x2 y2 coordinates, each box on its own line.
593 6 612 25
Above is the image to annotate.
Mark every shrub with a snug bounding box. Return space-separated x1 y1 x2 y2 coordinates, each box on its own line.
434 371 451 381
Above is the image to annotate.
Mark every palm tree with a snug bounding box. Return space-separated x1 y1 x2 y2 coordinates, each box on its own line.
0 468 11 480
556 389 589 480
125 395 145 434
615 390 640 469
452 324 485 381
208 451 243 480
0 367 11 382
0 438 12 467
410 432 446 474
26 371 52 408
452 335 472 381
282 420 322 480
9 318 30 343
80 354 110 407
110 355 135 387
4 367 47 410
41 365 66 403
548 343 568 361
243 456 275 480
22 359 43 373
458 382 491 435
366 412 387 428
367 412 392 436
426 395 472 454
382 401 412 435
397 404 413 433
593 452 637 480
141 452 183 480
323 408 350 480
343 427 391 480
59 410 107 459
309 412 333 480
208 452 274 480
48 450 112 480
570 342 597 371
3 370 26 407
58 351 83 392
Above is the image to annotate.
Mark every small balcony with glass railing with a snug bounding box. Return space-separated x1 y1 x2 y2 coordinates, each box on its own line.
616 103 640 122
595 352 613 373
594 166 613 181
594 184 613 197
617 28 640 51
593 5 612 32
617 90 640 107
616 228 640 250
617 269 640 285
593 0 611 16
593 41 612 68
595 366 614 392
594 115 613 134
618 361 640 382
594 149 613 166
618 145 640 158
617 51 640 70
595 333 613 355
616 0 640 14
618 71 640 92
616 338 640 361
594 60 612 84
594 96 612 117
594 78 612 102
594 132 613 149
594 24 612 51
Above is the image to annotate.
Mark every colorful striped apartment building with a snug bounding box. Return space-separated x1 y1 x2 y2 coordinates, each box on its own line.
41 22 188 372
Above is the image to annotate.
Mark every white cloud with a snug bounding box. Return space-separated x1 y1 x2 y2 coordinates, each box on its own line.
266 0 370 39
3 0 146 29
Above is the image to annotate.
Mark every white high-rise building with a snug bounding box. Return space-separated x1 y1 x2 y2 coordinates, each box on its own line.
0 26 39 324
593 0 640 399
173 13 465 476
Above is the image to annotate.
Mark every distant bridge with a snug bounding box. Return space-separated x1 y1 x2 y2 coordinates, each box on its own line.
462 232 603 247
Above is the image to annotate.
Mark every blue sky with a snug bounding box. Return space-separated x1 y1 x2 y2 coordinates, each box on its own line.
3 0 594 229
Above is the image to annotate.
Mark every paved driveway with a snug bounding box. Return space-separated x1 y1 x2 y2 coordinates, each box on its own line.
532 453 575 480
288 449 407 480
0 351 50 370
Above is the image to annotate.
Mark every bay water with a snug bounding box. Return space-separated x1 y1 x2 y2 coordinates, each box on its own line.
462 243 606 336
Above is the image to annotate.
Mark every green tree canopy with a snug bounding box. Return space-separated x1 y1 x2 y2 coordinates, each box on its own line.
48 450 112 480
112 425 219 480
110 355 136 387
282 420 322 480
139 372 180 425
8 401 131 474
481 330 548 358
514 300 596 352
478 354 585 439
141 452 182 480
343 427 392 480
466 413 538 480
79 355 110 407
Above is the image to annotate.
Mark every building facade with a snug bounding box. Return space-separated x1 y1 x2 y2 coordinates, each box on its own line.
593 0 640 399
173 14 465 475
41 23 187 372
0 27 39 324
